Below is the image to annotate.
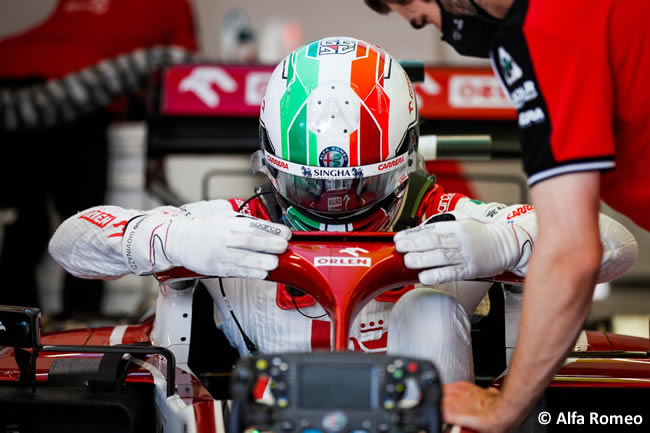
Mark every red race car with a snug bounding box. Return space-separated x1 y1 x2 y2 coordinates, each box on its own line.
1 232 648 433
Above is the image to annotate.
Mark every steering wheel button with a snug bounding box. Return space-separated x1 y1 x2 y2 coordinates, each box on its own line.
322 411 348 432
395 383 405 393
383 399 395 410
394 359 404 368
386 364 395 373
272 356 283 366
278 397 289 408
256 359 268 371
392 369 404 380
280 362 289 371
281 420 295 431
385 383 395 393
271 367 281 376
361 420 372 429
407 361 418 373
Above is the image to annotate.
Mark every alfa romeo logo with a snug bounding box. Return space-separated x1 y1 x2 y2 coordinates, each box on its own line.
319 146 349 167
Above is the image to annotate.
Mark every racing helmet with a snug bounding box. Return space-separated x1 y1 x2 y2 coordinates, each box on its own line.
256 36 419 231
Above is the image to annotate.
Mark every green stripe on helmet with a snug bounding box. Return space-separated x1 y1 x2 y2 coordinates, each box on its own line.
285 206 321 231
309 130 318 166
280 42 320 164
288 105 308 164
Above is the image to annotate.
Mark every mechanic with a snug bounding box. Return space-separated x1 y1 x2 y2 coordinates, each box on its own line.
364 0 650 431
49 37 636 391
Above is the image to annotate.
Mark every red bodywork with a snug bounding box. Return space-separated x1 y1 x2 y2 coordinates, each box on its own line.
157 232 525 350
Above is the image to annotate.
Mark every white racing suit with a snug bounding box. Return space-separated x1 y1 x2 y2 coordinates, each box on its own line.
48 184 636 384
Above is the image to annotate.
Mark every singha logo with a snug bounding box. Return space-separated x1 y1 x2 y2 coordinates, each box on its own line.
351 167 364 178
301 166 313 177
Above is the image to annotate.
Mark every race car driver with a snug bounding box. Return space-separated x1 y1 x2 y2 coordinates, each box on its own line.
48 37 637 387
363 1 650 431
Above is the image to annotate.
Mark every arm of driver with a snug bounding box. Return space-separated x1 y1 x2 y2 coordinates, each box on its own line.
443 172 604 431
48 205 144 280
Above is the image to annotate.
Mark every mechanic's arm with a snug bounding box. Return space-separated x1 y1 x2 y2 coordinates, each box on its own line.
49 200 290 281
496 173 604 427
442 172 610 432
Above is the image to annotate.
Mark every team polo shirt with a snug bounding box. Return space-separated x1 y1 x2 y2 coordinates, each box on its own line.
491 0 650 230
0 0 197 79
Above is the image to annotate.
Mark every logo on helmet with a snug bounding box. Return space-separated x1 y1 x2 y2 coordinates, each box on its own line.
301 166 313 177
377 155 405 171
318 38 357 56
266 154 289 170
319 146 349 167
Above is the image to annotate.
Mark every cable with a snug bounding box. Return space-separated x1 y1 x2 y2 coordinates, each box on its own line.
219 278 258 356
236 191 326 328
236 190 273 213
289 287 327 319
1 45 196 131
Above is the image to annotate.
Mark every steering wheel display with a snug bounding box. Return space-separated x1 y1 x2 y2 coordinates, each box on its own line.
230 352 442 433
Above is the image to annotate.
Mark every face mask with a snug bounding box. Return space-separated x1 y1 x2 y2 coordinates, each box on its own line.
435 0 500 58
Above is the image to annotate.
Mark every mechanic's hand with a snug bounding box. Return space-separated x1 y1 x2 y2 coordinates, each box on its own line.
394 213 532 286
122 205 291 279
443 382 515 433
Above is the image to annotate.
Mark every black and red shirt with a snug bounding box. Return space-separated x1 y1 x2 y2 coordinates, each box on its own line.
491 0 650 230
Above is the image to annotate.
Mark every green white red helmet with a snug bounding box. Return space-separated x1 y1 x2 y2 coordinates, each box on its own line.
256 36 419 231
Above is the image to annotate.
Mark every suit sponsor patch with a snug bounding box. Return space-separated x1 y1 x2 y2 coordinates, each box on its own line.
507 204 534 220
79 209 116 228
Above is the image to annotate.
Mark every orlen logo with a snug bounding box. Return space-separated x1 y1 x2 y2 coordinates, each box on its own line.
179 67 237 108
314 257 372 267
507 204 534 220
378 156 405 171
266 154 289 170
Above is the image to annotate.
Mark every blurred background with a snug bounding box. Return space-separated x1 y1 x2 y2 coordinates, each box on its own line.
0 0 648 338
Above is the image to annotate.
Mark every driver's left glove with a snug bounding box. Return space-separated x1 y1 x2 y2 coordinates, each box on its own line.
121 200 291 279
394 210 534 286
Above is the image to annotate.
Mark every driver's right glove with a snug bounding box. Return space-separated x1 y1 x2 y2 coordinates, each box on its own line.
121 202 291 279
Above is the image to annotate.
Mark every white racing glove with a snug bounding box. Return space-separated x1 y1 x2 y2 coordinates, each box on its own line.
394 210 534 286
395 200 638 286
121 200 291 279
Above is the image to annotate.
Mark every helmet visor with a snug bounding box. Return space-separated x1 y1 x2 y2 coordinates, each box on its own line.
256 150 411 215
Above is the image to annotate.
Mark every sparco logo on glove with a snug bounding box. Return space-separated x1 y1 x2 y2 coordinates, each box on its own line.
249 221 282 235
